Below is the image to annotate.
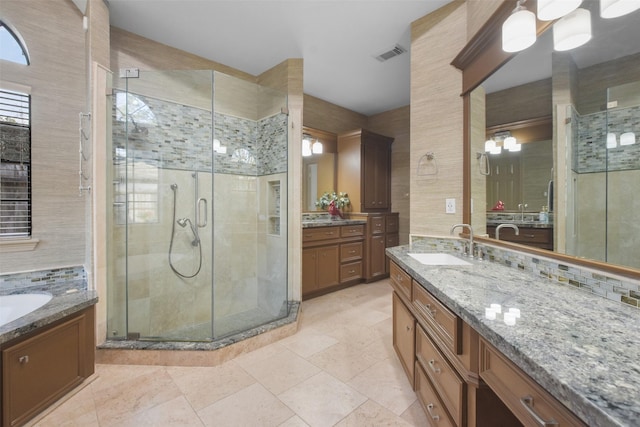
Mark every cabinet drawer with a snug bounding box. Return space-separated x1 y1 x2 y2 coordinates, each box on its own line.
386 233 399 248
340 261 363 283
413 282 462 355
370 216 385 234
303 226 340 242
390 261 412 300
416 325 465 427
341 242 363 262
480 339 587 427
415 361 456 427
341 224 364 238
385 215 399 233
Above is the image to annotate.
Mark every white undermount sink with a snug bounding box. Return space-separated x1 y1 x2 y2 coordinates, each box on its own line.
408 252 471 266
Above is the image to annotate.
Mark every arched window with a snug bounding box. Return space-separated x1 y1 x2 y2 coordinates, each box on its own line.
0 21 30 65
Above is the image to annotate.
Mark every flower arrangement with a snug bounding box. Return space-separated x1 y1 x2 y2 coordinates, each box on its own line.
315 191 350 210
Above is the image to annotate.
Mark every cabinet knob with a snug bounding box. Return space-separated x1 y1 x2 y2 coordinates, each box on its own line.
426 403 440 421
428 359 441 374
348 269 355 274
406 325 412 332
19 355 29 364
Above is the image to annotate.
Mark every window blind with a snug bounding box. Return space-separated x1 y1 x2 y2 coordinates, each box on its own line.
0 89 31 237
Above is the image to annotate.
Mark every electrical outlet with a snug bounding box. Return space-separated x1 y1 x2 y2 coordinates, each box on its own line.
446 198 456 214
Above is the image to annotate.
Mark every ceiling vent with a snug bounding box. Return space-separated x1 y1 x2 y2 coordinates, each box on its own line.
374 44 407 62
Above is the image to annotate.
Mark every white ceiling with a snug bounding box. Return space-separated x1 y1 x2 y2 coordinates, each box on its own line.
105 0 453 116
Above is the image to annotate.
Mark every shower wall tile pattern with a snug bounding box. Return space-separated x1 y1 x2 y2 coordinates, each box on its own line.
573 105 640 173
112 90 287 177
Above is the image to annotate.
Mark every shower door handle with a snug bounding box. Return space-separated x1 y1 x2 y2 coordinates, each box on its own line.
197 198 207 228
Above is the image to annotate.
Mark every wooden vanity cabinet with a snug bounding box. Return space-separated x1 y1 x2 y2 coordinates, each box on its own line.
350 212 399 282
390 261 523 427
302 224 364 299
1 306 95 427
480 339 586 427
337 129 394 212
486 225 553 250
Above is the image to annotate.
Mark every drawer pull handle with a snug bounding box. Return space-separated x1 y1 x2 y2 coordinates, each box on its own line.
414 300 437 319
426 403 440 421
525 234 535 238
325 232 334 235
396 274 403 282
304 234 313 238
348 269 356 274
19 355 29 364
520 396 558 427
348 250 356 254
428 359 441 374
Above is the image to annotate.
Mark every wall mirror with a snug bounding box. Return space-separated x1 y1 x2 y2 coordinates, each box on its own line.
456 0 640 274
302 127 337 212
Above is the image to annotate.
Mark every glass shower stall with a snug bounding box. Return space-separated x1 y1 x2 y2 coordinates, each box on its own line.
106 70 289 342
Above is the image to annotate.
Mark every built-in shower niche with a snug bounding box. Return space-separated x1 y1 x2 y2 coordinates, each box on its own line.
267 179 281 236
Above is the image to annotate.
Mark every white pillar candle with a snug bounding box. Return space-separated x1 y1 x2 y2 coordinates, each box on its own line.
508 307 521 318
485 307 497 320
490 303 502 313
504 312 517 325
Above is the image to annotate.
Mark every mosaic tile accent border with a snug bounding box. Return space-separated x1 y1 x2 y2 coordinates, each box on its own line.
112 90 287 177
409 235 640 310
0 266 86 292
573 105 640 174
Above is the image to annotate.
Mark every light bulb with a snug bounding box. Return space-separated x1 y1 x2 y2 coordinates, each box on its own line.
600 0 640 18
485 139 496 152
510 143 522 152
504 136 517 150
502 7 537 52
312 140 323 154
553 8 592 51
537 0 582 21
302 139 312 157
620 132 636 145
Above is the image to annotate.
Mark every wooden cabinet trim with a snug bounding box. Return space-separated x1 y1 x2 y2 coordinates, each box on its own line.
415 361 457 427
480 338 587 427
412 282 462 355
393 292 416 388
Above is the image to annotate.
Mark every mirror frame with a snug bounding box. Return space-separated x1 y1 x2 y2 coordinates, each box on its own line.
452 0 639 280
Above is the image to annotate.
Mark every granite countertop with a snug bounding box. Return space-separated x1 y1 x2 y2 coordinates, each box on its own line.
302 219 367 228
0 280 98 345
386 245 639 427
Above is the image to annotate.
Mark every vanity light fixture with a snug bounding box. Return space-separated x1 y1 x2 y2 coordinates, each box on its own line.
485 139 502 155
537 0 582 20
503 135 517 150
553 8 592 51
600 0 640 18
312 140 323 154
302 136 312 157
606 132 618 148
620 131 636 145
502 0 537 52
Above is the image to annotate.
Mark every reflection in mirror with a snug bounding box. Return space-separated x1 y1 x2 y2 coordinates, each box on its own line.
301 127 337 211
470 0 640 270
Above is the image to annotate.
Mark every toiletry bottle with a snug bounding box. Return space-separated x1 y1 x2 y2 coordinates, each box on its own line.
539 206 548 223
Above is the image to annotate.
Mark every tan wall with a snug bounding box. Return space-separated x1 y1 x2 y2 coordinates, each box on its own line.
410 1 467 236
367 106 411 244
486 79 552 127
303 94 367 133
466 0 503 41
0 0 88 274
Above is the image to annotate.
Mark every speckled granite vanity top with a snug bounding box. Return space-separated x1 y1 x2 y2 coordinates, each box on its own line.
302 219 366 228
386 245 639 427
0 280 98 345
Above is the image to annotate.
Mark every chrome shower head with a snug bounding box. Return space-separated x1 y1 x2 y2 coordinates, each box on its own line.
170 183 178 191
177 218 188 228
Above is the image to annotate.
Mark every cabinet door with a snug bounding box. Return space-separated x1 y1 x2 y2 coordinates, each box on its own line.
3 316 85 427
362 143 390 210
317 245 340 289
393 292 415 387
302 248 319 295
370 234 387 279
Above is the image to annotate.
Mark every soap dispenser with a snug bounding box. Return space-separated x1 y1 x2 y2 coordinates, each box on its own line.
539 206 548 223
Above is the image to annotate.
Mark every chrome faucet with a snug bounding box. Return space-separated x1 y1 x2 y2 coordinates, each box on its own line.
495 223 519 240
517 203 528 221
450 223 474 258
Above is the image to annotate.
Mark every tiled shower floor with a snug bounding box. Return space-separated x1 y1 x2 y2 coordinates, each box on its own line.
32 280 428 426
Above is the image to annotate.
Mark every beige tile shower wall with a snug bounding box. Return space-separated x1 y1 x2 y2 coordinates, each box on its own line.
410 1 467 236
605 169 640 270
0 1 87 274
574 172 607 263
213 173 259 318
367 106 411 244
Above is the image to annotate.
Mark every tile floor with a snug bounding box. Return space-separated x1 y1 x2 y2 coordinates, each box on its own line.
33 279 429 427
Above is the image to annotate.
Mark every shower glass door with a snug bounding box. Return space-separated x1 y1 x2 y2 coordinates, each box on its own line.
106 69 289 343
112 70 215 341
